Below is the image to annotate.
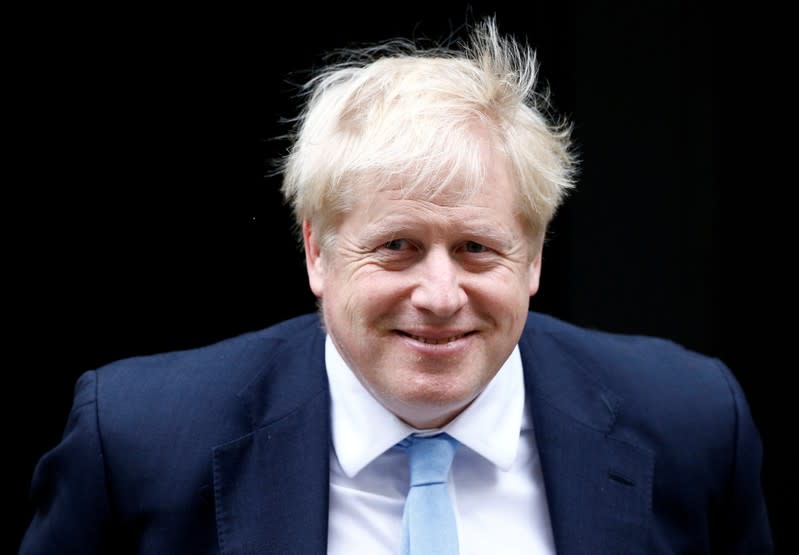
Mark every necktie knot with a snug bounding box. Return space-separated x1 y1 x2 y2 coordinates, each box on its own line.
407 434 459 487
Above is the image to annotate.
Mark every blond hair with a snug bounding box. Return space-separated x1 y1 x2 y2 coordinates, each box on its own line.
281 18 576 249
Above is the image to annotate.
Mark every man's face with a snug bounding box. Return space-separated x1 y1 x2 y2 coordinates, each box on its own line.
304 148 541 429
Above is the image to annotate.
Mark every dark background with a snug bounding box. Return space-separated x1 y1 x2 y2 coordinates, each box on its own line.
10 2 792 552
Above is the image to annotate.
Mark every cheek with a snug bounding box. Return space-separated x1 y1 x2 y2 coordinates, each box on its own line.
474 268 531 306
357 269 409 300
329 269 400 323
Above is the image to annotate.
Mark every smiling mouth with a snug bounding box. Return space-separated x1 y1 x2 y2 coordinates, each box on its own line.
398 331 474 344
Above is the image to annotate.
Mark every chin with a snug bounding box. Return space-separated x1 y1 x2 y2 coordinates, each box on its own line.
392 382 479 424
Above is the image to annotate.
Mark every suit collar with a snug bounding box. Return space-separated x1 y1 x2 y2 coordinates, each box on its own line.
213 318 331 555
519 317 654 554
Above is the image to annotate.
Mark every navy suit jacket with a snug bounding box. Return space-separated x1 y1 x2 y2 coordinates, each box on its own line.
20 312 773 554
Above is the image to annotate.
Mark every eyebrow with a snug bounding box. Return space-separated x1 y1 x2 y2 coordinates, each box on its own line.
362 215 516 249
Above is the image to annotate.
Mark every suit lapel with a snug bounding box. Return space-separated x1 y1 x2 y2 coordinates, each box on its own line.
213 323 331 555
520 325 654 555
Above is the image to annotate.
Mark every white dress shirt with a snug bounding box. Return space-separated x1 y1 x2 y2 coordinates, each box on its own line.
325 335 556 554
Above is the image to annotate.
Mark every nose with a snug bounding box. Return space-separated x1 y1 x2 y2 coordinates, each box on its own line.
409 247 468 317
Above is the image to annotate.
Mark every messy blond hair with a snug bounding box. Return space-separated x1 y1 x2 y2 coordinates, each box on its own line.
281 17 576 250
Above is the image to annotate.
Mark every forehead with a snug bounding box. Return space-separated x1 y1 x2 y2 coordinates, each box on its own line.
341 149 524 246
359 135 517 206
344 170 523 244
369 180 512 213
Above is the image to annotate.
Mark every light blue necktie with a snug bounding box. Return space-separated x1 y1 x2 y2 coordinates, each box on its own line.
400 433 460 555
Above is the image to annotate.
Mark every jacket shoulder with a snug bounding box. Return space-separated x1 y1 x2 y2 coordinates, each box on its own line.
521 311 747 443
78 313 323 456
93 312 321 392
523 311 723 381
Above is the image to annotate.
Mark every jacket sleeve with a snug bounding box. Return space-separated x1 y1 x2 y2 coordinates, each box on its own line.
19 371 113 554
714 361 774 554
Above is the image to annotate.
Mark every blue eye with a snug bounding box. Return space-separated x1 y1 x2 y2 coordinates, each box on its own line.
384 239 405 250
464 241 487 253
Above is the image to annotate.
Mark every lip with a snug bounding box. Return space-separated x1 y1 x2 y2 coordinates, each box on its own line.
393 329 477 350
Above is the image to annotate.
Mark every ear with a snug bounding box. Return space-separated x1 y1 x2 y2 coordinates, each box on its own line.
303 220 325 297
528 251 542 297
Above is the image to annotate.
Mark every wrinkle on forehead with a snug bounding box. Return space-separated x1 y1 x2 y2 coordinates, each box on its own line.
359 172 528 232
377 180 486 207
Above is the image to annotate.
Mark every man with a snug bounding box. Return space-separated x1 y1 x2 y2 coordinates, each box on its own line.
20 18 772 554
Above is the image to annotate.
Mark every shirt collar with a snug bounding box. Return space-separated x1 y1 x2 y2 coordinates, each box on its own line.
326 335 526 478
